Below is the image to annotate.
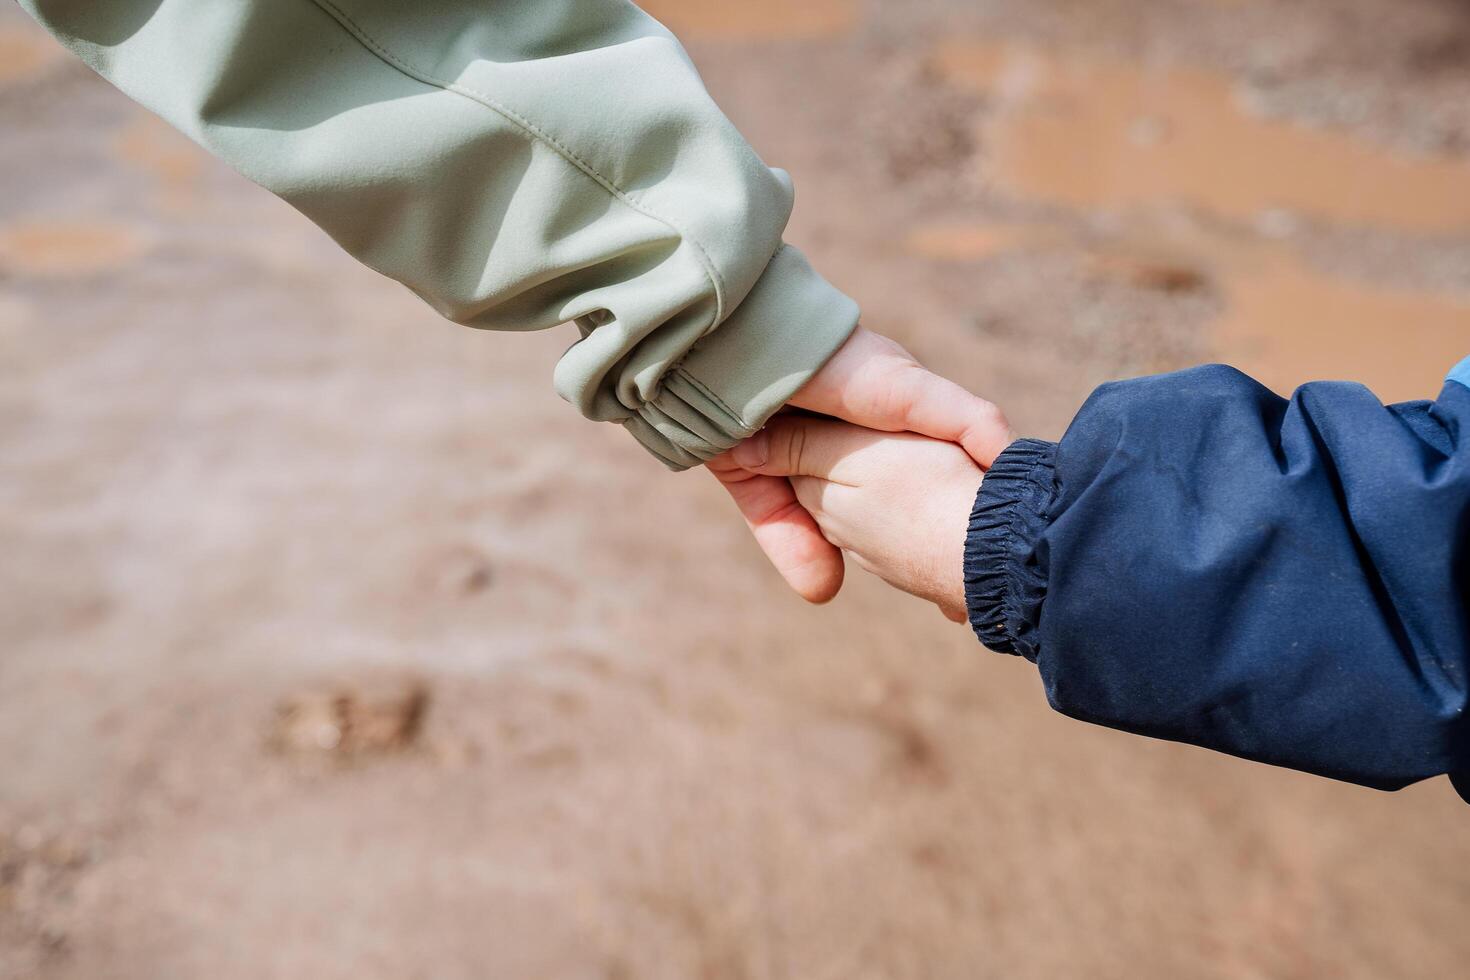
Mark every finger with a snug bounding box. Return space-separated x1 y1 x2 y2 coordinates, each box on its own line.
789 327 1015 467
798 357 1014 467
785 326 910 424
730 416 894 482
893 369 1015 469
706 462 844 603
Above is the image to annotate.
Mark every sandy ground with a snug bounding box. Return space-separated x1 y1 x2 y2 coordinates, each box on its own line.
3 1 1470 977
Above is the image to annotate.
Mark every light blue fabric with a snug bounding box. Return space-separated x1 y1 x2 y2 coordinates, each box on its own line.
1448 355 1470 391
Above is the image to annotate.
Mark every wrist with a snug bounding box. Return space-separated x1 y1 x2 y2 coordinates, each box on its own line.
935 473 985 622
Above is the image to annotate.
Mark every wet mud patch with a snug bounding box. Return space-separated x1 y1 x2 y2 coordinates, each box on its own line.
0 822 99 977
270 674 430 760
864 57 984 186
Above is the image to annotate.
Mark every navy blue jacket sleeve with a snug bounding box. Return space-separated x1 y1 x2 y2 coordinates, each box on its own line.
965 363 1470 799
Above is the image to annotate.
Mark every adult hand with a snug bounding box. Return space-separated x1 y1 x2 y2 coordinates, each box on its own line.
706 326 1012 603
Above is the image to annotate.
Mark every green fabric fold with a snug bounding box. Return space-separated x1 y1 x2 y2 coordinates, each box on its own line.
20 0 859 465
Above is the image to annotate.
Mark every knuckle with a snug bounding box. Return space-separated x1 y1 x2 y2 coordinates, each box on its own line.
880 360 930 423
874 333 915 361
784 423 810 474
975 398 1010 431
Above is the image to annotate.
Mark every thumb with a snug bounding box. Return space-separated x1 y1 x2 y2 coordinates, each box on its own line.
730 416 888 481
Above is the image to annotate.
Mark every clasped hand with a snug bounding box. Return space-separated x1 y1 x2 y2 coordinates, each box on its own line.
706 326 1012 621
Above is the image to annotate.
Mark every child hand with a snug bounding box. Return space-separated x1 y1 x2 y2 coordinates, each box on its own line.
707 327 1012 607
726 417 985 622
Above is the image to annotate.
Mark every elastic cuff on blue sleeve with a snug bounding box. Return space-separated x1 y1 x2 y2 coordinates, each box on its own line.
964 438 1058 661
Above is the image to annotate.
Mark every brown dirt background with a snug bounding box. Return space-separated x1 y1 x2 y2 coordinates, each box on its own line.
3 1 1470 977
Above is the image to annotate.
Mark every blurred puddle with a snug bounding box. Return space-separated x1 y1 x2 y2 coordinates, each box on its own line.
0 219 151 278
1213 242 1470 399
0 24 63 85
1108 229 1470 400
935 41 1470 233
924 41 1470 400
637 0 855 41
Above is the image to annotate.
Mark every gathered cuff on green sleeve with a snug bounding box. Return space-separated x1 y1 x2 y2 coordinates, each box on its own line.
623 244 859 470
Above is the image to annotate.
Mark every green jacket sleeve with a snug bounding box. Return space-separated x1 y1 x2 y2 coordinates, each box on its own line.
19 0 860 468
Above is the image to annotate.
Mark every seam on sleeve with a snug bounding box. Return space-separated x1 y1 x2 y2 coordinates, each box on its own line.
306 0 728 325
664 242 809 433
670 366 751 431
